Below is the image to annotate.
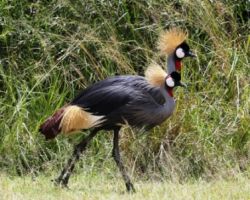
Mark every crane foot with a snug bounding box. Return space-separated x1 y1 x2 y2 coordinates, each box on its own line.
52 178 69 189
126 182 136 193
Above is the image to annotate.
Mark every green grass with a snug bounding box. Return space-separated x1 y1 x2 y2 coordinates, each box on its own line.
1 172 250 200
0 0 249 182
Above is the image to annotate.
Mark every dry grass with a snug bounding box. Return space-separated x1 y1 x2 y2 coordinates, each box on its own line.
1 173 250 200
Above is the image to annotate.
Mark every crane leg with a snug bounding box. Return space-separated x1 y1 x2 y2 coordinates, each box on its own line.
112 128 135 192
54 128 99 187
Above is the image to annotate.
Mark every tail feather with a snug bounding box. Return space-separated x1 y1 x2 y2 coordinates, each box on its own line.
39 105 104 140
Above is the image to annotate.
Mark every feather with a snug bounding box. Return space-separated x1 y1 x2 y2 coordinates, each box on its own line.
145 62 167 87
72 75 166 117
157 27 187 55
60 105 104 134
39 106 66 140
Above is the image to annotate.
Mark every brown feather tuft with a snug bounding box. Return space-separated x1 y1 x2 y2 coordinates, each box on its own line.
60 105 104 134
157 28 187 55
145 62 167 87
39 106 67 140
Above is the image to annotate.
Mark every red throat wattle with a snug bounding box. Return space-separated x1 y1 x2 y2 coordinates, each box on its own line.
167 88 173 97
175 60 181 71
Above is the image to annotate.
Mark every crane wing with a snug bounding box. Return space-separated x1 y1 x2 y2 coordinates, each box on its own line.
71 75 165 115
109 92 171 129
71 83 137 116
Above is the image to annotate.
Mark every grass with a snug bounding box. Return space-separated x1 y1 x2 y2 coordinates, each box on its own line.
0 0 249 185
1 172 250 200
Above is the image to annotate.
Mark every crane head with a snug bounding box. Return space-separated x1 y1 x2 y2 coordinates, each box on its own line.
158 27 196 60
165 71 186 88
175 42 196 60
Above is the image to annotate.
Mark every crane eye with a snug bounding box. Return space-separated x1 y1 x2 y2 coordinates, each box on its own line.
165 76 175 87
176 48 185 59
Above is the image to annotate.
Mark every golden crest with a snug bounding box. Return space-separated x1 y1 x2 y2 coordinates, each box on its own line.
157 28 187 55
145 62 167 87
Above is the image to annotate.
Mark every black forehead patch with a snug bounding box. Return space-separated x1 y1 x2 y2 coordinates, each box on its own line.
177 42 190 52
170 71 181 81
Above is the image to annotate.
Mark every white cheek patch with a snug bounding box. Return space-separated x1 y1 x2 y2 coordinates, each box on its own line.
176 48 185 59
166 77 175 87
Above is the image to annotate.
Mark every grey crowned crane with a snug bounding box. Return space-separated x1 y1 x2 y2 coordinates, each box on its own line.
39 28 195 192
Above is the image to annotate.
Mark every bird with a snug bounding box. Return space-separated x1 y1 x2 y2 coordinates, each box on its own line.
39 28 195 192
157 27 196 73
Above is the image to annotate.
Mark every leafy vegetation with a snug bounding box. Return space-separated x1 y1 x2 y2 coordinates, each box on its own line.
0 0 249 183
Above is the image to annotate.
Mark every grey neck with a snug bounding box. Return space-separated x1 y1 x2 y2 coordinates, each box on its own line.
166 53 176 74
160 85 173 101
160 85 175 115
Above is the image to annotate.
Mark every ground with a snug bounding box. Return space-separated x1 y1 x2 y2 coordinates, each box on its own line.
1 173 250 200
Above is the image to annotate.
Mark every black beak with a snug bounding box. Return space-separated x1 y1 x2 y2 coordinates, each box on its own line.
186 50 196 58
175 81 187 88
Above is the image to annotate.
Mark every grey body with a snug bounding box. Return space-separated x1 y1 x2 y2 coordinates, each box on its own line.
54 75 176 192
71 75 175 130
